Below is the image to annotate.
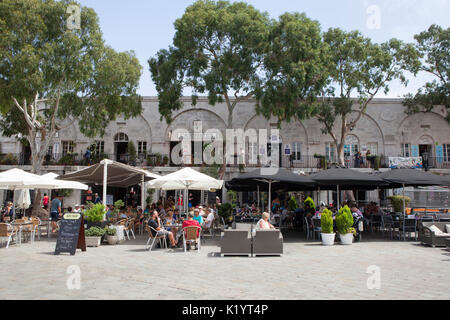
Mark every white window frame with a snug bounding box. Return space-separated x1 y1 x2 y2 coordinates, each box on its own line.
62 141 74 155
401 143 411 157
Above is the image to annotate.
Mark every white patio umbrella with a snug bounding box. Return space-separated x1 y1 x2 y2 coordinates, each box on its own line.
41 173 89 190
148 168 223 213
14 189 31 209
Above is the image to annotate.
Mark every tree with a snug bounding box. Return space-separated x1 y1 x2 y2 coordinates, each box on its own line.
0 0 142 214
149 1 329 177
315 29 416 165
403 25 449 122
0 0 142 175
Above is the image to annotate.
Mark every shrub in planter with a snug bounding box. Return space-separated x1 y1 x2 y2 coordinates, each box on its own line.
304 197 316 214
85 227 106 247
288 196 298 212
218 203 233 226
335 205 354 245
105 227 118 245
388 195 411 213
84 203 106 228
321 209 335 245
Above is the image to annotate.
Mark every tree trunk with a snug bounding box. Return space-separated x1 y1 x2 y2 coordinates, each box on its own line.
337 141 345 167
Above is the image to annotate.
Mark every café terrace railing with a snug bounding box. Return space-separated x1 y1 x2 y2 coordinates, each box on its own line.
1 153 449 170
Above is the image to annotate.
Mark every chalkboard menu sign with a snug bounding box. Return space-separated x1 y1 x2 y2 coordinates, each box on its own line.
207 191 216 205
55 213 86 255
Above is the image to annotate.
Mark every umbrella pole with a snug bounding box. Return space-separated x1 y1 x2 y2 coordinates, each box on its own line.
141 174 145 210
103 162 108 219
318 187 321 206
12 188 16 220
257 185 260 212
268 181 272 216
337 185 340 211
403 184 406 216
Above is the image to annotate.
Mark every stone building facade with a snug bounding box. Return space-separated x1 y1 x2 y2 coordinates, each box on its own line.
1 97 449 207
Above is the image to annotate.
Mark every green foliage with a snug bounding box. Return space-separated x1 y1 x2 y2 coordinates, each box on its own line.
149 0 270 125
227 190 237 208
57 189 73 198
388 195 411 213
304 197 316 212
335 205 354 234
255 12 331 123
218 203 233 222
162 155 169 165
85 227 106 237
315 28 416 165
84 203 105 222
321 209 334 234
0 153 18 165
104 227 117 236
288 196 298 212
155 153 162 166
0 0 142 174
403 25 449 122
127 141 137 163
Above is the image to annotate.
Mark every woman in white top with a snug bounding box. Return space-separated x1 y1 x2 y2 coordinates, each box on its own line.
256 212 275 230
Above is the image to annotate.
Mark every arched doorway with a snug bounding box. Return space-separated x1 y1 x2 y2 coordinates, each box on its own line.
114 132 129 163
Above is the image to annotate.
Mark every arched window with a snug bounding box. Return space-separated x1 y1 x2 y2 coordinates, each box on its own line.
114 132 129 142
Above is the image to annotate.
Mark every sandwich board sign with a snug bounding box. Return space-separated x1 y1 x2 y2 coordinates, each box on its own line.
55 213 86 255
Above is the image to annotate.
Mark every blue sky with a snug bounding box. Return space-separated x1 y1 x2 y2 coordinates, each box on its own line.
78 0 449 98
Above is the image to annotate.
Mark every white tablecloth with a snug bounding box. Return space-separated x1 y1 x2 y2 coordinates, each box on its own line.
110 225 125 242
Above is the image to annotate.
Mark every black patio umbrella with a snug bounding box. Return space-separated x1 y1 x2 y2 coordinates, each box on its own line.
309 168 388 210
227 168 317 213
375 169 449 215
377 169 449 188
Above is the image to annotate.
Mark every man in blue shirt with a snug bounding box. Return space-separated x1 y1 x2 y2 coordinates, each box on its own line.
94 193 102 204
50 195 62 233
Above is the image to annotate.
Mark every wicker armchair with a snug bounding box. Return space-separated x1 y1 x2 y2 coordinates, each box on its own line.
420 222 450 247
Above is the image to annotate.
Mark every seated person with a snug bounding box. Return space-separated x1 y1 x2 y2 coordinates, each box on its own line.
203 208 215 229
193 209 203 225
164 211 178 239
351 206 363 218
182 212 201 250
119 210 128 219
256 212 275 230
147 211 176 248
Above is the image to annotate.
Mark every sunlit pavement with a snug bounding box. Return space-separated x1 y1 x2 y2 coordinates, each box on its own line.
0 230 449 300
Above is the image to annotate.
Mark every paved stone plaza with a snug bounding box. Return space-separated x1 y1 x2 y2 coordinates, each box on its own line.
0 231 449 300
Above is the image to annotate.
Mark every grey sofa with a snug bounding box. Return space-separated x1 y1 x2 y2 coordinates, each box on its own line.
252 230 283 256
220 230 252 256
420 222 450 247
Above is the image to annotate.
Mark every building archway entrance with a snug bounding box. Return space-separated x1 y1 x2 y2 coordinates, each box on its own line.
114 132 129 163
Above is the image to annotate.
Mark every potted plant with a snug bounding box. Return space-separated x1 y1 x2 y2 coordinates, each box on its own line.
288 196 298 213
388 195 411 214
304 197 316 215
335 205 355 245
218 203 233 228
84 203 107 228
321 208 335 246
85 226 106 247
104 227 118 245
155 153 162 166
162 155 169 166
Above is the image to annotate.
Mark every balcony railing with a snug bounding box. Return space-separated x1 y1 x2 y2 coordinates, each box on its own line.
2 152 450 170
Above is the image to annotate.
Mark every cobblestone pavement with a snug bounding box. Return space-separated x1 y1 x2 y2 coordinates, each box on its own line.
0 230 449 300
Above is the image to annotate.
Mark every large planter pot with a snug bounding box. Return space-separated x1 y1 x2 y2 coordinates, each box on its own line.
339 233 353 245
86 236 101 247
321 233 336 246
106 235 119 245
